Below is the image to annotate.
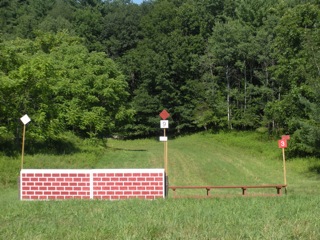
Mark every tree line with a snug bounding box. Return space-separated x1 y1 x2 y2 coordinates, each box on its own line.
0 0 319 157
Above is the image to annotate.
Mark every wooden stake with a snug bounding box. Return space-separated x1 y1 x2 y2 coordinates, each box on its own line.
21 124 26 170
282 148 287 193
165 141 168 176
164 128 168 176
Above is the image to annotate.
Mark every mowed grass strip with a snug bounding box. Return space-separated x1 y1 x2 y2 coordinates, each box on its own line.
168 133 277 185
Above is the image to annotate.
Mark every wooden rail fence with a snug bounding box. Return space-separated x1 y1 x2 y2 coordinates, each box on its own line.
169 185 287 198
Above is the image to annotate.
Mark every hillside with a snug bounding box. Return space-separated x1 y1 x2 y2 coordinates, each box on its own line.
1 132 319 195
105 132 320 196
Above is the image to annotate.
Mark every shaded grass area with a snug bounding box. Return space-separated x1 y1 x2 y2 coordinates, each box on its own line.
1 188 320 239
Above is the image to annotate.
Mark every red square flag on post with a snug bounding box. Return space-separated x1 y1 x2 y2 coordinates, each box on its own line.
278 139 287 148
282 135 290 141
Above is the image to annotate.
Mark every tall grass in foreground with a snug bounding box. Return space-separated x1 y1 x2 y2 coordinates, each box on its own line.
1 188 320 239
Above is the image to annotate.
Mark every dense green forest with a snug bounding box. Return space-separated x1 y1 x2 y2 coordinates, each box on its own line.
0 0 319 157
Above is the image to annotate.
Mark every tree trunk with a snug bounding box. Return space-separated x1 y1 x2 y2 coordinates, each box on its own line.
226 65 232 129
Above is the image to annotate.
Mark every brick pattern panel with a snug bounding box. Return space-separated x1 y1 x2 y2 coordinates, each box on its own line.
21 172 91 200
20 169 165 200
93 172 164 200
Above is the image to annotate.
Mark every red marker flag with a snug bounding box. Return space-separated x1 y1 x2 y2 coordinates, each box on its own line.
278 139 287 148
159 109 170 120
282 135 290 141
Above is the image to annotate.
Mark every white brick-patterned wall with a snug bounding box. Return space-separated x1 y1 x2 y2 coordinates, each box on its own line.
20 169 165 200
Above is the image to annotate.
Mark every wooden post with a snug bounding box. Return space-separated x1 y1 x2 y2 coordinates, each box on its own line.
164 128 168 175
20 114 31 170
163 128 169 198
21 124 26 170
159 110 170 198
282 148 287 194
165 140 168 175
282 148 286 185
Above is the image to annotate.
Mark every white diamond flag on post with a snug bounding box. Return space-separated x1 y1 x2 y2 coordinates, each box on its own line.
20 114 31 125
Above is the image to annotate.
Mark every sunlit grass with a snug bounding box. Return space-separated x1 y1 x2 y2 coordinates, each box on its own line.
1 188 320 239
0 131 319 239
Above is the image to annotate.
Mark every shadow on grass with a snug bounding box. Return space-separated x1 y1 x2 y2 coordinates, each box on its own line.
0 141 19 157
309 164 320 174
0 139 81 156
109 147 147 152
25 138 81 155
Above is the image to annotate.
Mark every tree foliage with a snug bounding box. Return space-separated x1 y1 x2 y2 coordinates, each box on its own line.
0 31 132 150
1 0 320 157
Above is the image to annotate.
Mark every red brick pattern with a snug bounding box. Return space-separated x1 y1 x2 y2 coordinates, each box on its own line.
93 172 164 200
20 169 164 200
21 172 91 200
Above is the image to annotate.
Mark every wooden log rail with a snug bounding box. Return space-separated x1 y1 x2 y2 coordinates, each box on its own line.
169 185 287 198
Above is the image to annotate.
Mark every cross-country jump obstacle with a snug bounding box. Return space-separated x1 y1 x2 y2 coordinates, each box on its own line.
19 114 165 200
160 110 289 198
18 112 289 200
168 133 290 198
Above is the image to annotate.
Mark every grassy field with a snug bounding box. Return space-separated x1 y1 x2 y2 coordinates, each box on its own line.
1 131 320 239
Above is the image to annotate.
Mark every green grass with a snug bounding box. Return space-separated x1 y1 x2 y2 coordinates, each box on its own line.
1 131 320 239
1 188 319 239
